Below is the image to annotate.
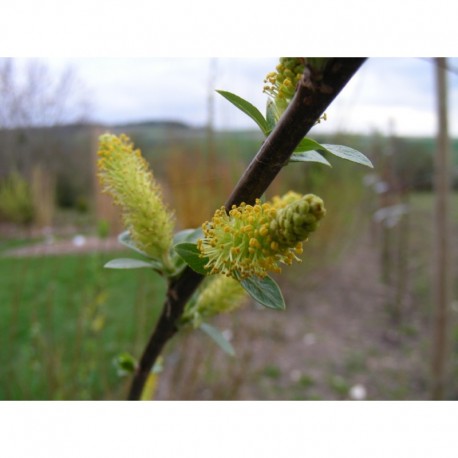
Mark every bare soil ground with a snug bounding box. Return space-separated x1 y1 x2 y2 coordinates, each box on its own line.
156 234 435 400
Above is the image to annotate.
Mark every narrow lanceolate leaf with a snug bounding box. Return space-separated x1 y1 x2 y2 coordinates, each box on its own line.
239 275 286 310
293 137 328 154
289 150 332 166
320 144 374 168
293 138 373 168
200 322 236 357
104 258 160 270
174 243 209 275
216 90 270 136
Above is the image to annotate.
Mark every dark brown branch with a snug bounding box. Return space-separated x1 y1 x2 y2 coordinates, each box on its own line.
128 58 366 400
128 267 203 400
226 58 366 208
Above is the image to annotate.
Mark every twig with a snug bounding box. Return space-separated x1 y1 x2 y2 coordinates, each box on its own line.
128 58 366 400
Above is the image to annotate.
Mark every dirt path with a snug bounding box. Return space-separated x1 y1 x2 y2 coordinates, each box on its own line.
2 236 123 257
156 235 431 400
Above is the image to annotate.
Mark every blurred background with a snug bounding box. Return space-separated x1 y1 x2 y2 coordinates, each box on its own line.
0 57 457 400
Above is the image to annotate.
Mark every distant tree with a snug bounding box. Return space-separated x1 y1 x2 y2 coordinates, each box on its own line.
0 59 93 220
0 58 91 177
0 58 90 129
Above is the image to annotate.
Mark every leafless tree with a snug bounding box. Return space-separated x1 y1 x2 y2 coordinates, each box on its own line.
0 59 93 225
0 58 90 129
1 58 92 185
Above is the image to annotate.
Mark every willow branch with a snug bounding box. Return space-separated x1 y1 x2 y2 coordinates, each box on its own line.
128 58 366 400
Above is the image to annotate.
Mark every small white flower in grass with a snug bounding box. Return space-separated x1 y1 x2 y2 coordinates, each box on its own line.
72 235 86 247
349 384 367 400
303 333 316 346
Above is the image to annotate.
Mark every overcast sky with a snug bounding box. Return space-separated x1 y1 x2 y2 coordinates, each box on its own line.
4 1 458 139
35 57 458 137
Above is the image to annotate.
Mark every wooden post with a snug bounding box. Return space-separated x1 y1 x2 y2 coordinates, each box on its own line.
431 58 453 400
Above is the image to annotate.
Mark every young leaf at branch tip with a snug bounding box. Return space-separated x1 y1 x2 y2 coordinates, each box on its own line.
238 274 286 311
104 258 162 270
174 242 209 275
289 150 332 167
216 90 270 136
200 322 236 357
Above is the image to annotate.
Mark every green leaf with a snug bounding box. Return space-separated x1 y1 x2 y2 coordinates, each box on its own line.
173 227 204 245
216 90 270 136
118 230 151 258
289 150 331 166
174 243 208 275
200 323 236 357
104 258 160 270
239 275 285 310
320 144 374 168
293 138 373 168
293 137 327 154
170 229 205 274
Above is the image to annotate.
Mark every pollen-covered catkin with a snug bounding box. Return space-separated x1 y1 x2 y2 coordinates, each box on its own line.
97 134 174 261
263 58 306 121
197 192 326 279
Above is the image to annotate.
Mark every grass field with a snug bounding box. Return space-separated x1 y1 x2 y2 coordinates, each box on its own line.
2 190 457 400
0 250 166 400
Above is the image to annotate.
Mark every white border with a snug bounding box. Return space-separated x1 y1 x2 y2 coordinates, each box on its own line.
1 0 455 57
2 401 458 457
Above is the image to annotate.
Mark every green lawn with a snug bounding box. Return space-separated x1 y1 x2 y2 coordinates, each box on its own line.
0 251 166 400
410 191 458 223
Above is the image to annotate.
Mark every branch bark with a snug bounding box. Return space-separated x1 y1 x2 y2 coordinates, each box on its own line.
128 58 366 400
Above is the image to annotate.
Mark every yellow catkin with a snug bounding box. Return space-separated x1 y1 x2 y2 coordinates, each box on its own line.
198 193 326 279
97 134 174 262
181 275 247 328
263 58 306 121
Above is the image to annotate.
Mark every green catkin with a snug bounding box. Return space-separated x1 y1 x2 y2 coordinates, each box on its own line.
181 275 247 328
197 192 326 279
97 134 174 263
